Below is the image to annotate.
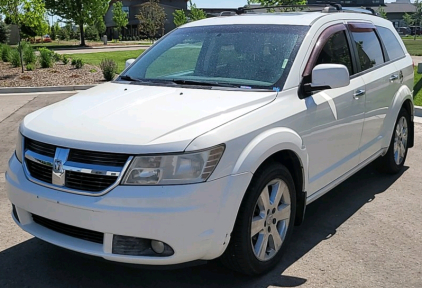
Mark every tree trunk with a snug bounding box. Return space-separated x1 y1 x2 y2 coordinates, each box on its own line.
17 26 24 73
79 20 85 46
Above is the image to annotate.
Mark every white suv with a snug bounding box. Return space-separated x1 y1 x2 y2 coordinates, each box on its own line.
6 7 414 275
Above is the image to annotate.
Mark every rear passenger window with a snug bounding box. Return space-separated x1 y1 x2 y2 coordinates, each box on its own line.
351 31 384 71
376 26 405 61
316 31 353 76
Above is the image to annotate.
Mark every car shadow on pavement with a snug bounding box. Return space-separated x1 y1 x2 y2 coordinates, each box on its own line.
0 164 407 288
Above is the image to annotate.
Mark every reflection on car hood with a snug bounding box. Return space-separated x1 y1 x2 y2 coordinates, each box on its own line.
22 82 276 154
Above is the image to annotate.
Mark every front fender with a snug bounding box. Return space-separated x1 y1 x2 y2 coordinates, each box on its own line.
380 85 414 150
232 127 309 191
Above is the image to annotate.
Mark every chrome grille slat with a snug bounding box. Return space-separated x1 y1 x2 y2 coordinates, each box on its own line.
23 137 130 195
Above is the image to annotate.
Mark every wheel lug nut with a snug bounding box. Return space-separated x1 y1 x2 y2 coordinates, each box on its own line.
268 226 271 233
272 208 276 214
267 209 270 215
272 218 276 224
264 221 266 227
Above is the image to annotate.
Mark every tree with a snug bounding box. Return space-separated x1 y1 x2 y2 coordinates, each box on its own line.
0 17 10 43
248 0 307 11
188 1 207 21
173 1 206 27
95 18 106 38
44 0 109 46
112 1 128 40
402 0 422 40
377 6 387 19
0 0 46 72
173 9 187 27
136 0 166 41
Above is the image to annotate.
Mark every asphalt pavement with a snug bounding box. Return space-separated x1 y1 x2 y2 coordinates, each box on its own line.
0 92 421 288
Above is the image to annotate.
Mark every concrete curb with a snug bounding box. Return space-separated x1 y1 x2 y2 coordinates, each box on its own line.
415 105 422 117
0 85 96 94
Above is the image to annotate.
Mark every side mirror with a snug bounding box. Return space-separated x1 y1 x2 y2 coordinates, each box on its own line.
125 59 136 69
304 64 350 94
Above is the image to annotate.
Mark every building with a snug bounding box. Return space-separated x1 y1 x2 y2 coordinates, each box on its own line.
384 0 417 28
105 0 188 40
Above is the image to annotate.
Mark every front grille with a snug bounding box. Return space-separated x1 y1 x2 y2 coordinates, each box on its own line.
32 214 104 244
68 149 129 167
26 160 52 184
66 171 118 192
24 137 129 194
25 138 56 157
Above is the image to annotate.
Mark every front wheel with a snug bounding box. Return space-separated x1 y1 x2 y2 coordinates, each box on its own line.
376 108 410 174
221 163 296 275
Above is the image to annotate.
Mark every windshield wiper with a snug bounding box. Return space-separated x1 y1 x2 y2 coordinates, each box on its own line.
171 79 239 88
119 75 143 82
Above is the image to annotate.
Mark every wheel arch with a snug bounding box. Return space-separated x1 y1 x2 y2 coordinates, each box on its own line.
381 85 414 149
232 128 309 226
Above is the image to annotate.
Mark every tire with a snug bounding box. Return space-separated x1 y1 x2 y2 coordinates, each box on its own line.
376 108 410 174
221 162 296 275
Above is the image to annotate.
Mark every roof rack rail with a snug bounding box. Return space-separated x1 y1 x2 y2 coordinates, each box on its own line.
235 3 377 16
236 3 342 15
220 11 237 16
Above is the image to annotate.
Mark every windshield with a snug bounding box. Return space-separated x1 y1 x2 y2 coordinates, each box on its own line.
121 24 308 90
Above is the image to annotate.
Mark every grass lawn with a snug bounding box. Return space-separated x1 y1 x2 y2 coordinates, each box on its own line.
414 67 422 106
402 39 422 56
65 50 145 73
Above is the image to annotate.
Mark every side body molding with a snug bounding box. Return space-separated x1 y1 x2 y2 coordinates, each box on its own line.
232 127 309 192
380 85 414 151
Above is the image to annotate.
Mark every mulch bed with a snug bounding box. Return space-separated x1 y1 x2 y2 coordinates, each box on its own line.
0 61 105 87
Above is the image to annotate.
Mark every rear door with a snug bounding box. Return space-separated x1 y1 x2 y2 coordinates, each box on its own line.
348 22 400 161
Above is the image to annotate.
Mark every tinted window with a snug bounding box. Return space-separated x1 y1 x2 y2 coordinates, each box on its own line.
376 26 405 61
124 25 308 90
316 31 353 75
352 31 384 71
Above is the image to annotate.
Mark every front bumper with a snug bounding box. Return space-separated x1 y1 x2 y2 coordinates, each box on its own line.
6 154 252 265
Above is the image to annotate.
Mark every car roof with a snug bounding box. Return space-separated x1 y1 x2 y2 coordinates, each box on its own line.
182 12 324 27
181 11 391 28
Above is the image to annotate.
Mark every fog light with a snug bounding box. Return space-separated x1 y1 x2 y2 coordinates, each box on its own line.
151 240 165 254
112 235 174 257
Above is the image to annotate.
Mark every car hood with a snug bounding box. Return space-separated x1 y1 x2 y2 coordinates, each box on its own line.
22 82 276 154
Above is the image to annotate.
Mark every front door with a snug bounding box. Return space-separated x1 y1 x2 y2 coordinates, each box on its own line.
295 24 366 194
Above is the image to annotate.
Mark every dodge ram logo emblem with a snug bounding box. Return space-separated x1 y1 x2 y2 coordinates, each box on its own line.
52 148 70 186
53 159 64 173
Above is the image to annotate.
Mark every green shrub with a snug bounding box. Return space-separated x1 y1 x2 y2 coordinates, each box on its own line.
100 59 118 81
1 44 11 62
17 41 30 54
26 63 35 71
53 52 61 62
10 49 21 67
71 58 84 69
23 46 36 64
62 55 69 65
71 58 77 66
38 47 53 68
75 58 84 69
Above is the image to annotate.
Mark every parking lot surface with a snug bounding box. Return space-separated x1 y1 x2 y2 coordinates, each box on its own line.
1 93 421 288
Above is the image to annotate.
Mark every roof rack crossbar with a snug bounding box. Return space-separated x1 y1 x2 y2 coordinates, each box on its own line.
236 3 342 14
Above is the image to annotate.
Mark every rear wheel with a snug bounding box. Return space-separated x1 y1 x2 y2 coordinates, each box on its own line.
376 108 410 174
221 163 296 275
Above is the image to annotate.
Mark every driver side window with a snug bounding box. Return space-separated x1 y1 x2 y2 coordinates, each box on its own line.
316 31 353 76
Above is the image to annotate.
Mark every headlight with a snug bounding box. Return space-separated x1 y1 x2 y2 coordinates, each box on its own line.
122 145 225 185
15 132 24 163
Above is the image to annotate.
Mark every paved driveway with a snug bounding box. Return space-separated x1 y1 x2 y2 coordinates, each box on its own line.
1 92 421 288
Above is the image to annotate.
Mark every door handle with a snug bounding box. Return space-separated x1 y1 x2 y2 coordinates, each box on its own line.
353 89 365 98
390 74 399 81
